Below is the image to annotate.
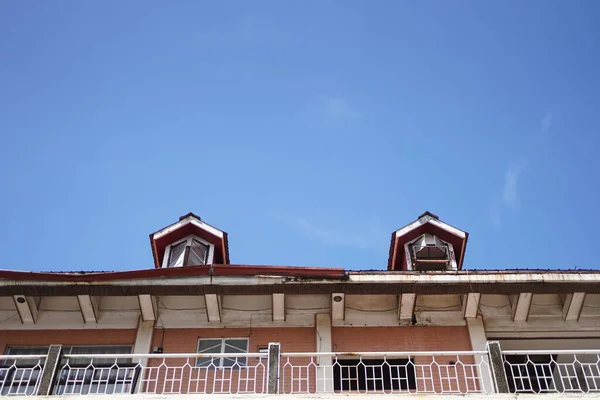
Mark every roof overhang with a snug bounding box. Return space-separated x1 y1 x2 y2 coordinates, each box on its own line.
1 268 599 296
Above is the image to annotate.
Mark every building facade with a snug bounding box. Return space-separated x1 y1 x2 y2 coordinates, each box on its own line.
1 212 599 398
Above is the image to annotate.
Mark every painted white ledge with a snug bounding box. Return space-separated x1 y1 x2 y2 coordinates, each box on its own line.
37 394 600 400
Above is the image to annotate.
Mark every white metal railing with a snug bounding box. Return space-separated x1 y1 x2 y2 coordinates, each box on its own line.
0 354 46 396
57 353 267 395
5 347 600 396
503 349 600 394
281 351 494 394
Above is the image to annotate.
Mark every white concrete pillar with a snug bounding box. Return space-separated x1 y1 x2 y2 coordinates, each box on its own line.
467 316 494 393
133 318 155 356
133 317 155 393
316 313 333 393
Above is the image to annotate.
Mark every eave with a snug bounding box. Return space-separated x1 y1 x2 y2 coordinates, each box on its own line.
1 269 600 296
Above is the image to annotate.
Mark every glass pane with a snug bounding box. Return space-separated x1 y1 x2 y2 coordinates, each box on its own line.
224 339 248 353
66 346 132 367
4 347 48 368
187 240 208 265
167 241 186 267
197 339 222 368
223 339 248 368
6 347 49 355
198 340 222 353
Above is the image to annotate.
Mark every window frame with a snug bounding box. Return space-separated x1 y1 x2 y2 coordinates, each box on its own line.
162 234 214 268
195 338 249 369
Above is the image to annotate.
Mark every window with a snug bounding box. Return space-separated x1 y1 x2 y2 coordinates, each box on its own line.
409 234 450 271
165 236 212 268
333 358 416 392
196 338 248 368
504 354 556 393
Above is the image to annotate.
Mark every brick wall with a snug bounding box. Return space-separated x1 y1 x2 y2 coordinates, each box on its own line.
0 329 138 354
332 326 472 352
151 327 315 353
332 326 476 393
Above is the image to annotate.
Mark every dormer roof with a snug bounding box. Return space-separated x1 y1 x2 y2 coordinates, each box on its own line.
387 211 469 271
149 213 229 268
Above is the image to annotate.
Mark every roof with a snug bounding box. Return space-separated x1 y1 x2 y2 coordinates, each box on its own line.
2 267 600 296
149 213 230 267
388 212 469 270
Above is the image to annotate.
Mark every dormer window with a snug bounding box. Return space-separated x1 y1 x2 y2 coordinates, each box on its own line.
163 235 214 268
408 233 453 271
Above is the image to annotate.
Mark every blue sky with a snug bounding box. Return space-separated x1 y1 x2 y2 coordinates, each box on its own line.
1 1 599 272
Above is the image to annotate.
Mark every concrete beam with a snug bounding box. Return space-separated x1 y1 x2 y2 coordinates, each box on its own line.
205 294 221 323
272 293 285 322
331 293 345 321
398 293 416 322
12 295 38 324
462 293 481 319
77 295 99 323
511 293 532 321
138 295 158 321
562 292 586 321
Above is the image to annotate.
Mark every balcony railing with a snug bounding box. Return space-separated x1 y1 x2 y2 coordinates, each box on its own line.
2 345 600 396
280 351 493 394
57 353 267 395
0 354 46 396
503 349 600 394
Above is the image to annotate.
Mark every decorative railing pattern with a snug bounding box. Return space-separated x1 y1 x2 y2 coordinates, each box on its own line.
0 355 46 396
57 353 267 395
281 351 493 394
2 345 600 396
503 350 600 394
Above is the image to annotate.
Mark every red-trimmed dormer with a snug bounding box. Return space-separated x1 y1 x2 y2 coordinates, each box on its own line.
388 212 468 271
149 213 229 268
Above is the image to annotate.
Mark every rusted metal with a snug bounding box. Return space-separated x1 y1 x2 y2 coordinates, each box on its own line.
2 280 600 297
0 264 346 282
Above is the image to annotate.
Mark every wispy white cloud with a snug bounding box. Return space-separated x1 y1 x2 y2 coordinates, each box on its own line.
324 97 363 121
541 112 553 131
272 213 384 250
502 162 527 207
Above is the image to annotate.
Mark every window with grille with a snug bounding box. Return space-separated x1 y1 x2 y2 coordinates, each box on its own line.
196 338 248 368
165 235 212 267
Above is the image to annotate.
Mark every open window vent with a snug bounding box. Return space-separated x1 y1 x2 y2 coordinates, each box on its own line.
410 234 450 271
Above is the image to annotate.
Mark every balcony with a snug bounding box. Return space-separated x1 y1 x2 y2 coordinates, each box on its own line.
2 345 600 397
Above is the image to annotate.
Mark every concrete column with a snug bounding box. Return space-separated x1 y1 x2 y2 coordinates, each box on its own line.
37 345 62 396
132 318 155 393
466 316 494 393
487 341 510 393
133 319 155 356
316 313 333 393
267 342 281 394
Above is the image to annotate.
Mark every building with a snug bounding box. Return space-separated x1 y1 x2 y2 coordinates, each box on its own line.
1 212 599 398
